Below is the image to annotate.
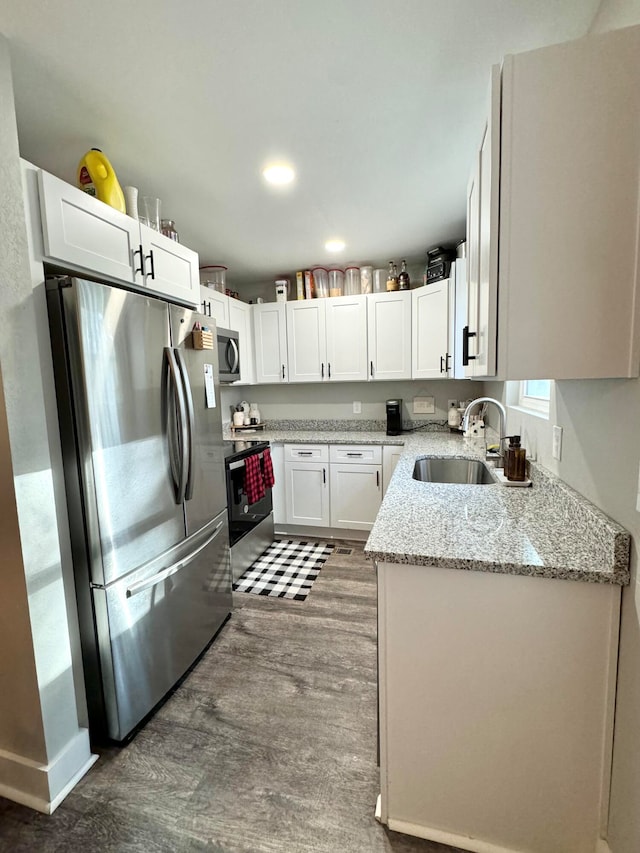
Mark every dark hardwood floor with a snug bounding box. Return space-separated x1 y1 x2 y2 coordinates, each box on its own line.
0 542 462 852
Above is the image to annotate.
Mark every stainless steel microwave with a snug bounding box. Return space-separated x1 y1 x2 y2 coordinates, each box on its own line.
217 327 241 383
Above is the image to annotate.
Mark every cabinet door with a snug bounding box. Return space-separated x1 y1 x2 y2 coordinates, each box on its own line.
284 461 329 526
474 64 500 378
141 226 199 307
228 298 255 384
38 169 140 285
329 464 382 530
382 446 403 498
271 444 286 526
465 154 481 378
325 295 368 382
451 258 468 380
286 301 327 383
411 282 450 379
499 28 640 379
253 303 288 383
367 292 412 381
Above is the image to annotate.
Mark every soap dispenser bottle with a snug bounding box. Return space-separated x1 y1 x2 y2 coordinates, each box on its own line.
505 435 526 481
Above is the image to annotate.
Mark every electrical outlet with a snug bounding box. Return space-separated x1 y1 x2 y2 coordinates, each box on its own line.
352 401 361 414
413 396 435 414
552 425 563 460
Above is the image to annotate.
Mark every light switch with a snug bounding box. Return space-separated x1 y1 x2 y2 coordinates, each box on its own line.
552 425 563 460
353 401 361 414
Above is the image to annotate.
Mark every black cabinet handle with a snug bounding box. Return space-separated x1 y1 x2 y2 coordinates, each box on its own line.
440 355 445 374
133 245 145 277
328 363 331 379
446 352 451 372
321 363 324 378
282 364 285 380
370 361 374 378
323 467 326 484
462 325 477 366
201 301 207 315
145 249 156 280
376 470 380 488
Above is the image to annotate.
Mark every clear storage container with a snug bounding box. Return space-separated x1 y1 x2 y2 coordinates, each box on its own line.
344 266 360 295
360 265 373 294
373 268 387 293
328 268 344 297
199 265 227 292
312 267 329 298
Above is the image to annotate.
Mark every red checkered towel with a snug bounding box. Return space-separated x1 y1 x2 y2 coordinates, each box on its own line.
261 447 275 489
244 454 265 505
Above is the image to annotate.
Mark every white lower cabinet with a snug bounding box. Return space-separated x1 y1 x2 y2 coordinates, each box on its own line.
382 445 402 497
284 444 330 527
271 444 286 525
330 464 381 530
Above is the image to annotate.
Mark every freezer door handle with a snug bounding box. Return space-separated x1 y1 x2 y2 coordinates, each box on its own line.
174 348 195 501
162 347 189 504
125 521 224 598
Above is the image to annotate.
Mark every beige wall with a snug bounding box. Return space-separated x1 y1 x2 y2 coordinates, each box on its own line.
0 34 90 809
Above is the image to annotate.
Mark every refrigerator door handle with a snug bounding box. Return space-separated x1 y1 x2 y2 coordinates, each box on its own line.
125 521 224 598
162 347 189 504
174 348 195 501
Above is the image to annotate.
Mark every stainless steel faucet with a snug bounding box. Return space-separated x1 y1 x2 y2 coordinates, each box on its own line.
461 397 507 468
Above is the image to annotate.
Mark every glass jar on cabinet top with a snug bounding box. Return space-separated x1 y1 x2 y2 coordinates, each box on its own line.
328 268 344 297
344 266 360 295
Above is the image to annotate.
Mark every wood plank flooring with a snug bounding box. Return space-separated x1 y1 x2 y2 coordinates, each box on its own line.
0 542 462 853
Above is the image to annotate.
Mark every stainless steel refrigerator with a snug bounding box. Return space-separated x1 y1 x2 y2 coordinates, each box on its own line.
47 276 231 742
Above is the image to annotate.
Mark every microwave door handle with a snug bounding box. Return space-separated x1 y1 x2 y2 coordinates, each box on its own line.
229 337 240 374
174 348 195 501
162 347 188 503
224 338 233 373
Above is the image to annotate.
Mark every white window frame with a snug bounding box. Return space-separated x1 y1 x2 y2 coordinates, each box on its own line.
518 380 551 416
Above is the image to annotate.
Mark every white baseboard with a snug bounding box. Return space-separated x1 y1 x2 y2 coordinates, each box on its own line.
386 818 523 853
0 728 97 813
274 523 369 541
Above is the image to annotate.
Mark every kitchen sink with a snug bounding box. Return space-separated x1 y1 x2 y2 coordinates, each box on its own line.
412 457 497 485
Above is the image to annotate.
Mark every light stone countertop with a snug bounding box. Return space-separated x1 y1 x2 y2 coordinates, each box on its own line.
224 424 631 585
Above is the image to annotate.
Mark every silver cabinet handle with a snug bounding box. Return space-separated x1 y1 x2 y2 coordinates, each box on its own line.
126 522 223 598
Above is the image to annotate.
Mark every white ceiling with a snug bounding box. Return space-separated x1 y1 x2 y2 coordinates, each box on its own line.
1 1 600 285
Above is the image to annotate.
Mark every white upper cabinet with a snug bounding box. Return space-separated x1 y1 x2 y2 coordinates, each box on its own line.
228 298 255 384
140 225 199 307
38 169 140 285
411 281 451 379
37 169 199 307
367 291 412 381
253 302 288 383
286 301 327 383
325 295 368 382
200 285 229 329
469 25 640 381
464 65 499 379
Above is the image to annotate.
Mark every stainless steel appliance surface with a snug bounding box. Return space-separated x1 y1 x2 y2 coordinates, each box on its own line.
217 325 241 383
47 276 232 743
224 440 274 584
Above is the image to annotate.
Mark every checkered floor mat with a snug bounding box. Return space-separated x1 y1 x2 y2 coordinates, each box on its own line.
233 540 334 601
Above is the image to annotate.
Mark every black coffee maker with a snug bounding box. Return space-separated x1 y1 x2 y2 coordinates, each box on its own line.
386 399 403 436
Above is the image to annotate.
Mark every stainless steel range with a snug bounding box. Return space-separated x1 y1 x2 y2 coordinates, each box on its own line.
224 440 274 584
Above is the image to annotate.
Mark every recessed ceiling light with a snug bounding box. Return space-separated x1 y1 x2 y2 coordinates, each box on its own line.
262 164 295 185
325 239 346 252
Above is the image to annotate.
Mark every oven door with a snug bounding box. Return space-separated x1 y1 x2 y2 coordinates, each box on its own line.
226 455 273 547
217 327 240 383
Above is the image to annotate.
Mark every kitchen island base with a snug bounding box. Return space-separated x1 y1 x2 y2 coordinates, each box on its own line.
376 561 620 853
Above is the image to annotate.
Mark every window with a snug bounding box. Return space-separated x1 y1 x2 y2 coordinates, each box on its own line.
518 380 551 415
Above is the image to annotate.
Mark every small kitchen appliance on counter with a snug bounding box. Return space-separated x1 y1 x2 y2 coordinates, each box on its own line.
386 399 403 436
424 246 456 285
